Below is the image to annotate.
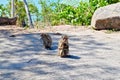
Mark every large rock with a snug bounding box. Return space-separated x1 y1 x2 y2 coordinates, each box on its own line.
0 17 17 25
91 3 120 30
0 17 9 25
9 17 17 25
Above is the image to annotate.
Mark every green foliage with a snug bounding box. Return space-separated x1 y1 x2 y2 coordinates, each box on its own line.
5 0 38 27
106 0 120 4
38 0 118 26
14 1 26 26
0 4 9 17
16 0 38 27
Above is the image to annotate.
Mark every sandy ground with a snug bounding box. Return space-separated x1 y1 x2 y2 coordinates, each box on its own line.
0 25 120 80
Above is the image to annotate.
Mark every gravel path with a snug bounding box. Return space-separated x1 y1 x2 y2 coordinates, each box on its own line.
0 25 120 80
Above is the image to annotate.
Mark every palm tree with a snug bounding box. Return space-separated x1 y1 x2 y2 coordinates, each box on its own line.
23 0 34 28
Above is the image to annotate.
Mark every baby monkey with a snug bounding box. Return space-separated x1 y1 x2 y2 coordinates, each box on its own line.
58 35 69 57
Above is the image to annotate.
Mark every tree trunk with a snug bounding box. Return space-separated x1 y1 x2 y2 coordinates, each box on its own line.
23 0 34 28
11 0 15 17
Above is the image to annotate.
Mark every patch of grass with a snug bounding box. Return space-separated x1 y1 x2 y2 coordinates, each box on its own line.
105 29 120 34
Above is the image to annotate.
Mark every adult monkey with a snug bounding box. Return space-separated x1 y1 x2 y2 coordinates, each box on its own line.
58 35 69 57
40 33 52 50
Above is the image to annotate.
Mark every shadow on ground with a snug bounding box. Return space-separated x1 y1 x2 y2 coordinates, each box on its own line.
0 31 119 80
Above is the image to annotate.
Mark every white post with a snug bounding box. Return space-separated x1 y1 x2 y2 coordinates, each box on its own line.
11 0 15 17
23 0 34 28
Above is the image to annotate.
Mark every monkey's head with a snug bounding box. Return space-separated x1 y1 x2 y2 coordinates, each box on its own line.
62 35 68 39
62 35 68 42
41 33 47 37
